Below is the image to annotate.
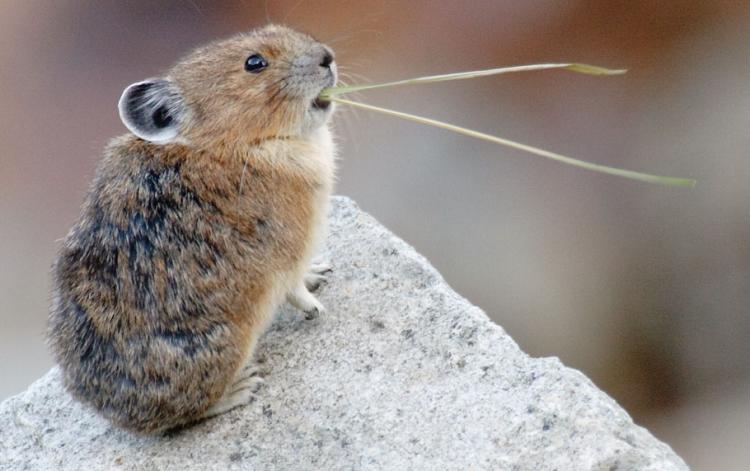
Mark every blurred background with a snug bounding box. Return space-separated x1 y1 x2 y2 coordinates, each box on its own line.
1 1 748 468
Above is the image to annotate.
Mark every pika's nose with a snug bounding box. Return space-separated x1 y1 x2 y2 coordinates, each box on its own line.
319 47 334 68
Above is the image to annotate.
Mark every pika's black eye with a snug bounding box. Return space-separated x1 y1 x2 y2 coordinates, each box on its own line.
244 54 268 73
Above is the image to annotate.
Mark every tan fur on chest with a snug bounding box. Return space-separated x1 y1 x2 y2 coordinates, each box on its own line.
161 124 335 321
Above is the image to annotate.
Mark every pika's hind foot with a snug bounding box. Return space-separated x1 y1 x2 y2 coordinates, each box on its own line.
203 366 264 418
235 363 266 387
305 263 332 291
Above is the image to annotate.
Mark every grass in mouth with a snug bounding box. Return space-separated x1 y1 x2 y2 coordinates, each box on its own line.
321 63 696 188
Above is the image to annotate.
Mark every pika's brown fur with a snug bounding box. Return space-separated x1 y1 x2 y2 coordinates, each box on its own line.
47 25 337 434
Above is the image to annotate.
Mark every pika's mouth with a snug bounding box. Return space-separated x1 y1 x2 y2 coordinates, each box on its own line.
311 68 336 111
312 97 331 111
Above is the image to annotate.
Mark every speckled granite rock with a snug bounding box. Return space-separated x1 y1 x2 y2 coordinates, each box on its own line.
0 196 687 470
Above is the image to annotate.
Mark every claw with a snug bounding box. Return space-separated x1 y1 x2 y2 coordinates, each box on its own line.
203 366 265 418
304 301 325 320
309 263 333 275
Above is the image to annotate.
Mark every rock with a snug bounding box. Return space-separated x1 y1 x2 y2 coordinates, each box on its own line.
0 196 687 470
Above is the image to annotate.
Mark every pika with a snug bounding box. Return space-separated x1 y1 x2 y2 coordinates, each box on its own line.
47 25 337 434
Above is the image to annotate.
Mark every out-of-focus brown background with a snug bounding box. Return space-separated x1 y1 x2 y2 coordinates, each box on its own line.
1 1 748 468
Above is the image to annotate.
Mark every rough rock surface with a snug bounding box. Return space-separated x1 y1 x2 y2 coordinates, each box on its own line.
0 196 687 470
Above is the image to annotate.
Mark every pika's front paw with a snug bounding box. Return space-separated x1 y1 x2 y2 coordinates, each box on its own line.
303 297 326 320
287 282 326 320
305 263 333 291
304 274 327 292
310 262 332 274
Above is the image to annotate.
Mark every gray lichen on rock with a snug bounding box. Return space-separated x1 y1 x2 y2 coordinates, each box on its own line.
0 196 687 470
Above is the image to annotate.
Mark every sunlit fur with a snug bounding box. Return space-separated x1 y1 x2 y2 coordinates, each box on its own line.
47 24 337 434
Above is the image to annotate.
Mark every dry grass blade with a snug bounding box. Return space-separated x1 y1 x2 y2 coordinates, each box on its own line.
320 63 626 98
329 97 696 188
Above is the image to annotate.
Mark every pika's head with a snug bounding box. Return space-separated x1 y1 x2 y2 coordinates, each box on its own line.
118 25 336 148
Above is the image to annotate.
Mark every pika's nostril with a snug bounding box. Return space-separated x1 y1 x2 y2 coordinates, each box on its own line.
320 50 334 69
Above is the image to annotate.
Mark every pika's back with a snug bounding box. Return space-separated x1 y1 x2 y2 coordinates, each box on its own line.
50 139 236 431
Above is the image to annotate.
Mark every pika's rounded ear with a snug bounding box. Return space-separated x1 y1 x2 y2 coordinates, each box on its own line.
118 78 185 144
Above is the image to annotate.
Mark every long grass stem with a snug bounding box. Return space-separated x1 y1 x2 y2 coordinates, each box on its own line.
329 97 696 188
320 63 626 98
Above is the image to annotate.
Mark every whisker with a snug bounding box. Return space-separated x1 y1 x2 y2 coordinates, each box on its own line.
264 0 272 23
275 58 295 66
282 0 307 23
325 28 382 46
185 0 205 17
